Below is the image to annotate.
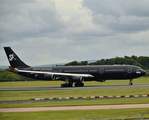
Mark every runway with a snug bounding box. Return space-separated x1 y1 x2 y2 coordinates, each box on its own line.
0 84 149 91
0 104 149 112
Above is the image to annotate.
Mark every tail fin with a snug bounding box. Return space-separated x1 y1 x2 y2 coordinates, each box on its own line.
4 47 30 68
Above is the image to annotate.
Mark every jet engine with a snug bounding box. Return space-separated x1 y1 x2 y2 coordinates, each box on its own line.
72 77 84 82
44 74 56 80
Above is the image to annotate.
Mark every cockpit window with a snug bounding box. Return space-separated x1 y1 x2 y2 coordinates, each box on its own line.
136 69 141 74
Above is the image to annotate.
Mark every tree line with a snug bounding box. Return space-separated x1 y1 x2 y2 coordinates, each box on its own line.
63 55 149 69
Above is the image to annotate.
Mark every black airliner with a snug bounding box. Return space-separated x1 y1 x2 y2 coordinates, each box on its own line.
4 47 146 87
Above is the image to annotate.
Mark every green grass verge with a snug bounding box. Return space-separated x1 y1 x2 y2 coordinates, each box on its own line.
0 98 149 108
0 87 149 101
0 108 149 120
0 81 62 88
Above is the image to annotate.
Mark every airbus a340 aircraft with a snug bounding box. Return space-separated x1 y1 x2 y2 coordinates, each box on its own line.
4 47 146 87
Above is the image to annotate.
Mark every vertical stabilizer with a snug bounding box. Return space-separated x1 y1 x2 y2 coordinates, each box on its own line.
4 47 30 68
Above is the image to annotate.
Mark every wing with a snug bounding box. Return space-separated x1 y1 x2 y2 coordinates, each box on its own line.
9 66 94 78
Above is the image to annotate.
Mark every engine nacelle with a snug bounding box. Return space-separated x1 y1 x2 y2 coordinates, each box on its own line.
44 74 56 80
72 77 84 82
51 75 57 80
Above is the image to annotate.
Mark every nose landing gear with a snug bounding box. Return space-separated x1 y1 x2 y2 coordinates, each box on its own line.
129 79 133 85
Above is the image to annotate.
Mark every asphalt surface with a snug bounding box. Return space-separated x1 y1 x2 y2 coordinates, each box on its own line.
0 98 86 104
0 84 149 91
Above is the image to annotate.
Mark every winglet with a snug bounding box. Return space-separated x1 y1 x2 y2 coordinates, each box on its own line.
9 66 16 71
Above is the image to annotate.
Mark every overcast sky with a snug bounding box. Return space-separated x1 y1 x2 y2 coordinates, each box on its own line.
0 0 149 66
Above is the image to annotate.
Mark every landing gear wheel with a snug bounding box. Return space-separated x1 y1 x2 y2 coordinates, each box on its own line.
61 83 73 87
129 79 133 86
81 83 84 87
129 82 133 86
61 84 65 87
68 83 73 87
75 83 84 87
74 83 77 87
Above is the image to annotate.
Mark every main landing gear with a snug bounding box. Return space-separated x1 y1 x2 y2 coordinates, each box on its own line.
60 78 84 87
61 78 73 87
129 79 133 86
61 82 73 87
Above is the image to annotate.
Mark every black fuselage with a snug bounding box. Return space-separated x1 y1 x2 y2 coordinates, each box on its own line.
16 65 146 82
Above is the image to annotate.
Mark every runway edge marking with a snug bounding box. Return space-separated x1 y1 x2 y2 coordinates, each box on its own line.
30 94 149 100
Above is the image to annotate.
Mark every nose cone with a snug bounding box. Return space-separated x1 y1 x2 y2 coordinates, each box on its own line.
141 70 146 76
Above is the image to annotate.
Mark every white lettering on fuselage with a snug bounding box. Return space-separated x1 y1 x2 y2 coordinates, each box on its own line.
33 68 53 71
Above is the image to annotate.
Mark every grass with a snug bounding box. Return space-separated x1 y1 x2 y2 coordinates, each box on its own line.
0 87 149 101
0 81 62 88
0 108 149 120
0 97 149 108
